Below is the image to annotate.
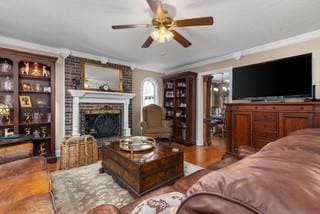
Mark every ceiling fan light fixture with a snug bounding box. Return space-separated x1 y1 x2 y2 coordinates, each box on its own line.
151 26 174 43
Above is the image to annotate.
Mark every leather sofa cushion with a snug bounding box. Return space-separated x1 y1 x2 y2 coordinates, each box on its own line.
120 186 178 214
0 171 51 207
178 192 259 214
0 143 33 164
185 137 320 213
0 193 56 214
174 169 211 193
207 155 239 171
0 156 46 180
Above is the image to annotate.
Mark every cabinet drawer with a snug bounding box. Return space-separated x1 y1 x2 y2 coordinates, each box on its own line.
253 133 278 149
254 112 277 121
254 121 277 132
230 105 263 111
263 105 313 112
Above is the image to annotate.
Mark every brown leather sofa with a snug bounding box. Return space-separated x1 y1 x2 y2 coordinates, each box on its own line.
0 144 55 214
90 128 320 214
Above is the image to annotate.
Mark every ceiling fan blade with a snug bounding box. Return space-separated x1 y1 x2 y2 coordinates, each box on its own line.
142 36 154 48
172 30 192 48
175 17 214 27
147 0 165 19
112 24 151 29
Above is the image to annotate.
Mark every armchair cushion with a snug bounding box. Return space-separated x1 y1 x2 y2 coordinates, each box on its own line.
143 127 172 134
143 105 163 128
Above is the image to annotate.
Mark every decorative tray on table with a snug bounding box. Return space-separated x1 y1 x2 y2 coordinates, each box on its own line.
119 136 156 152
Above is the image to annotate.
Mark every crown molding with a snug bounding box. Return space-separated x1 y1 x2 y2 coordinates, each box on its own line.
166 29 320 73
0 35 138 68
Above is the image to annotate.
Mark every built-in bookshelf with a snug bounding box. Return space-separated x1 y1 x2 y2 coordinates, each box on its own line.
0 48 56 162
163 72 197 146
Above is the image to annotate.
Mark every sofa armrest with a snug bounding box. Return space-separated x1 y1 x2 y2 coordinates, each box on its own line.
236 146 258 159
207 154 239 171
88 204 120 214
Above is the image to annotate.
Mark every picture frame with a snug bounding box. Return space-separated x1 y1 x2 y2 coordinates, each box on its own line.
19 96 32 108
82 63 124 92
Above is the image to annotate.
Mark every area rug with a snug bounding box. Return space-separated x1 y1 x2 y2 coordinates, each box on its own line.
51 161 203 214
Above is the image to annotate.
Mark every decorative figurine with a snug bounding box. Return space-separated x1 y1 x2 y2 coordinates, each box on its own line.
24 127 31 135
39 143 47 156
3 94 13 107
24 112 32 124
0 60 12 73
33 129 40 138
21 62 30 75
31 63 41 76
42 66 50 77
33 112 41 123
3 76 13 91
4 128 14 137
41 126 47 138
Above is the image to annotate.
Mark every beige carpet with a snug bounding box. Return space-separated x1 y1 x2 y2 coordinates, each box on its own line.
51 161 203 214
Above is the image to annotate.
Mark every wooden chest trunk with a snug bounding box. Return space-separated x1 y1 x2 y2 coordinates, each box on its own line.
101 141 184 197
60 135 98 169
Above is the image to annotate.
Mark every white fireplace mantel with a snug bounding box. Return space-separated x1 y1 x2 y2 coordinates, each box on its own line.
68 89 135 137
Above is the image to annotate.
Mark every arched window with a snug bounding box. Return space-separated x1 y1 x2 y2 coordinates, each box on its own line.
142 79 158 107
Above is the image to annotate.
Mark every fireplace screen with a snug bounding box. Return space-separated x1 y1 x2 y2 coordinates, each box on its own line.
84 109 121 138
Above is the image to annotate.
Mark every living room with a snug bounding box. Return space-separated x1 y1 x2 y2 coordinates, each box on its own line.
1 0 320 213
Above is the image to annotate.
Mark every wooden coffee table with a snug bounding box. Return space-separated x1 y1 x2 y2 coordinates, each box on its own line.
100 141 184 197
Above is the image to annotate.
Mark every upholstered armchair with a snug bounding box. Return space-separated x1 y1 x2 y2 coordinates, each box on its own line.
141 104 172 141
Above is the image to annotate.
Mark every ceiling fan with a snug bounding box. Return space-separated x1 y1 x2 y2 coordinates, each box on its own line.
111 0 214 48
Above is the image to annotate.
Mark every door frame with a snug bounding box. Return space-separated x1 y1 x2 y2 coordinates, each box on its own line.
196 67 233 146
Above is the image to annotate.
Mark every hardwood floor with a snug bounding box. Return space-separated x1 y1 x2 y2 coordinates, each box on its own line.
48 137 226 172
172 137 226 168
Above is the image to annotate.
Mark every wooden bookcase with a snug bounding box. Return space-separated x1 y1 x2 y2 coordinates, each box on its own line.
0 48 57 162
163 72 197 146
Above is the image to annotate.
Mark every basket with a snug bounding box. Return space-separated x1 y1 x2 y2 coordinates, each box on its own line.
60 135 98 170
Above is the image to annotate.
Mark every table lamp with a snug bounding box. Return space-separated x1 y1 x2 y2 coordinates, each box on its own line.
0 103 11 124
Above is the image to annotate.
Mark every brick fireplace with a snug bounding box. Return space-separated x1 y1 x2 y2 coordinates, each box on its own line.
64 56 133 136
68 90 135 137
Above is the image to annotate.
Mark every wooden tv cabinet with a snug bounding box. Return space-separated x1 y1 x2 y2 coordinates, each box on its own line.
225 102 320 153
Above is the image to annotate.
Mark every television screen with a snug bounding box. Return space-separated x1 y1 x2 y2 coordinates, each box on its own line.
232 54 312 100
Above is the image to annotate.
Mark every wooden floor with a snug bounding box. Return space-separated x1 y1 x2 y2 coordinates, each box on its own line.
172 137 226 168
48 137 226 172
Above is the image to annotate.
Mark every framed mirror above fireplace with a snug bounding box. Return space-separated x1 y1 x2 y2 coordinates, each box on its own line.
83 63 124 92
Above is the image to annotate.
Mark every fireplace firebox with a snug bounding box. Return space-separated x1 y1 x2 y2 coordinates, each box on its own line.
83 108 122 138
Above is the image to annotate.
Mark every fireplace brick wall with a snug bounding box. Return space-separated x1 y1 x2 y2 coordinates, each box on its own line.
65 55 132 135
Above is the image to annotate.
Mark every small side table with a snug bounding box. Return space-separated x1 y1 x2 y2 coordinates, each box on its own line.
0 135 33 164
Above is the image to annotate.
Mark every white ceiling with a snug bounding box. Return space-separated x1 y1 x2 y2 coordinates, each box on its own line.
1 0 320 72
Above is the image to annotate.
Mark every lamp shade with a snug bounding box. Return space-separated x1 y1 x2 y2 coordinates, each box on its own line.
0 103 10 116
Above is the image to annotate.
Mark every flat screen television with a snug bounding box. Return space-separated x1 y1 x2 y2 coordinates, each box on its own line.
232 53 312 100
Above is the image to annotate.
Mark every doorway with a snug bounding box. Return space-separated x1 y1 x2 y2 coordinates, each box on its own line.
196 67 232 146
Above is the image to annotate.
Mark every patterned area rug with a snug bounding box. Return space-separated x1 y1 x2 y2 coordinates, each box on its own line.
51 161 203 214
